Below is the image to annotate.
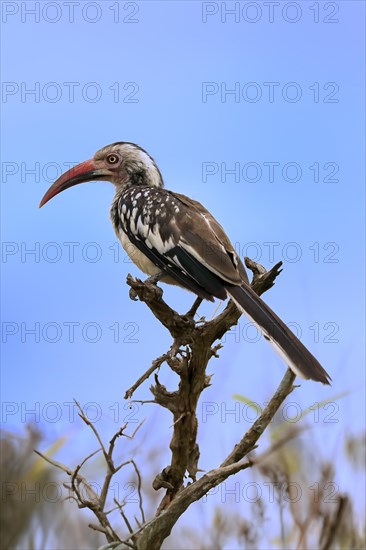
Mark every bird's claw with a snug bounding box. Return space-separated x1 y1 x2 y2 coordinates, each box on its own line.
129 288 139 301
145 272 164 286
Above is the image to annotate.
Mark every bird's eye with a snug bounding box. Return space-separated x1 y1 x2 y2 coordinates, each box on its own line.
107 154 119 165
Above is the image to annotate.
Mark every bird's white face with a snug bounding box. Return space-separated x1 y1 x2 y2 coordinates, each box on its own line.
39 141 163 208
94 142 164 189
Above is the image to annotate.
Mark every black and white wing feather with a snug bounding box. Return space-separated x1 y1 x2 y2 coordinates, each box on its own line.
111 186 244 300
111 185 331 385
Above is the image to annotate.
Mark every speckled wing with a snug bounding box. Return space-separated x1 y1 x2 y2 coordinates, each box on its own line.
170 193 331 383
172 192 249 285
112 186 331 384
112 186 238 301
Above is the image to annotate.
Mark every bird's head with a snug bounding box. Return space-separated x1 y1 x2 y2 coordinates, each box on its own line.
39 142 164 207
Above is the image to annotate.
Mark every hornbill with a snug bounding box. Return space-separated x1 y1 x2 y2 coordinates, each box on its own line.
39 142 331 384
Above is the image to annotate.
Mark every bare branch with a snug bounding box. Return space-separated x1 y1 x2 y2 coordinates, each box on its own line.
74 400 112 469
124 351 169 400
221 368 296 467
133 368 297 549
33 450 73 476
127 419 146 440
38 257 300 550
129 459 146 524
108 423 128 457
35 421 145 545
126 274 196 341
78 448 102 469
88 523 109 535
114 498 135 540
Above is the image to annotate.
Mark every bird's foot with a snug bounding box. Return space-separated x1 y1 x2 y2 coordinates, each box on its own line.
129 271 164 301
183 297 203 320
129 287 139 301
145 271 164 286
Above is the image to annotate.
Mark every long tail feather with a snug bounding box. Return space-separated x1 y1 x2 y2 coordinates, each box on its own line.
225 284 331 385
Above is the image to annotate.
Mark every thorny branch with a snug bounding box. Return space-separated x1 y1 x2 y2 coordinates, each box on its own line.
117 258 295 549
37 258 312 550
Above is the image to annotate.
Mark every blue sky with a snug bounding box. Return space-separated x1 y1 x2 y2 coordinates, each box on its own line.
1 1 365 547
